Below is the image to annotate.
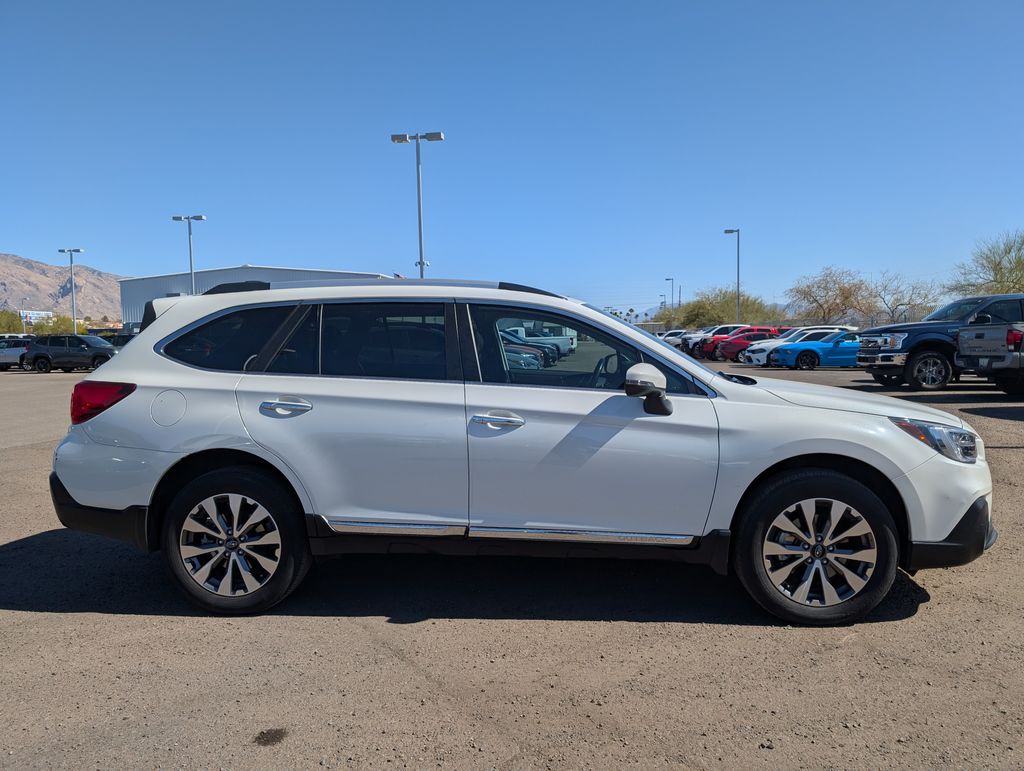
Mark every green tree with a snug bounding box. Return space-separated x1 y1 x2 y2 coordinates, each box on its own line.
653 287 776 328
946 230 1024 295
29 315 87 334
0 309 24 333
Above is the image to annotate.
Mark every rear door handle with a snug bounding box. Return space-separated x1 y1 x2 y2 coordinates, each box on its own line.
470 412 526 429
259 399 312 417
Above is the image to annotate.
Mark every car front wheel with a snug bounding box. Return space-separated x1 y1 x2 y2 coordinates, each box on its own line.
795 351 819 370
162 466 312 614
905 350 952 390
733 469 898 625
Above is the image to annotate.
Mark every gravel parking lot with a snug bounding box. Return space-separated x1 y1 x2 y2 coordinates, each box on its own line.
1 366 1021 768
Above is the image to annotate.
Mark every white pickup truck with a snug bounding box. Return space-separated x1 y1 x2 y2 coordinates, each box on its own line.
504 326 577 356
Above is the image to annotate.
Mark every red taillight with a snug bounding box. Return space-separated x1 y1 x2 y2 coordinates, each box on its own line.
1007 329 1023 352
71 381 136 425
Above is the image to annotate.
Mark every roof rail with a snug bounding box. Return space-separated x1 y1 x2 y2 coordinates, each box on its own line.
199 277 567 299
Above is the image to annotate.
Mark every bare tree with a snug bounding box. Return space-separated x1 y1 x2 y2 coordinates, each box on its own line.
785 266 873 324
870 271 942 323
947 230 1024 295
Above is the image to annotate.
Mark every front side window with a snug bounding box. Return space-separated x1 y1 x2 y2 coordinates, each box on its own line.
321 303 448 380
164 305 294 371
924 298 986 322
470 305 698 394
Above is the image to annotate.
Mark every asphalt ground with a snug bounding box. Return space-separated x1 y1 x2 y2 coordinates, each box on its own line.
0 365 1021 768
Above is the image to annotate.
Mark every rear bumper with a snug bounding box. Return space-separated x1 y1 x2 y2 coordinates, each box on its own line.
955 353 1021 373
49 472 152 551
904 495 997 571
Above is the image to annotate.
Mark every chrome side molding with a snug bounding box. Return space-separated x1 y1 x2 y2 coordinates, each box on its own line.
316 516 695 546
318 516 466 537
468 527 695 546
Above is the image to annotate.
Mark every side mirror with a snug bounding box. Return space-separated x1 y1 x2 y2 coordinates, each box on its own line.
624 363 673 416
970 313 992 326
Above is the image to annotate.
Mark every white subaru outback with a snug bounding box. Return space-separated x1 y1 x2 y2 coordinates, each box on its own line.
50 280 996 624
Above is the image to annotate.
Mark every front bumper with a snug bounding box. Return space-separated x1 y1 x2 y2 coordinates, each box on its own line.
857 351 909 367
50 472 153 551
904 495 997 571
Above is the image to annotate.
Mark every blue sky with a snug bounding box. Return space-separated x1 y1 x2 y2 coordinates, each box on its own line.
2 1 1021 311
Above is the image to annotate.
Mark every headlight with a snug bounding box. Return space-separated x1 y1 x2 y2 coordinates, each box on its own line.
890 417 978 463
748 347 763 354
883 333 909 349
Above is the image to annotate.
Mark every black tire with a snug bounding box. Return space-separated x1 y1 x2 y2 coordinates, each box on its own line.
34 357 52 373
872 373 903 387
795 350 819 370
61 368 74 373
904 350 952 390
733 469 899 626
162 466 313 614
91 355 110 369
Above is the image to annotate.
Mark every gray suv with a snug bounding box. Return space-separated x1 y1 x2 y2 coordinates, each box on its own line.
25 335 119 373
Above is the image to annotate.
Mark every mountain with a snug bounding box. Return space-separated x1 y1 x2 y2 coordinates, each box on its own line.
0 253 124 322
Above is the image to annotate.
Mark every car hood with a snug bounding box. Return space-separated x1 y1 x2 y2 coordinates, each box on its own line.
859 320 959 335
748 376 963 427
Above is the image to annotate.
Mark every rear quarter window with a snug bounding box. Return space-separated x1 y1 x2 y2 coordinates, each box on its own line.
163 305 294 371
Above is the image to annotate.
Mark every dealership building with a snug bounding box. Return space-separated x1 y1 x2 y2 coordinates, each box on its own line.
119 265 390 324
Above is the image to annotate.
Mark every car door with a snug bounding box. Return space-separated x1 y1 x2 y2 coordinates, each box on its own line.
234 301 469 532
50 336 70 367
463 303 719 540
834 333 861 365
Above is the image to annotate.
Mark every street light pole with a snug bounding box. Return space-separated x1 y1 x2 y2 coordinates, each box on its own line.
724 229 741 323
172 215 207 294
391 132 445 278
665 278 675 309
21 297 28 335
57 248 84 330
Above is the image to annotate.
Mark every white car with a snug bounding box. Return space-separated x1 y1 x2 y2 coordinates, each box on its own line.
50 280 995 624
661 329 689 347
743 327 854 366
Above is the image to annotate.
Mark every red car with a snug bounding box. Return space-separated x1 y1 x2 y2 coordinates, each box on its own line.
701 326 778 358
715 330 779 361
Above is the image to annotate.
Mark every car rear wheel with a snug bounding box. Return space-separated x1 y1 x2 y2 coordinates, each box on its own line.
91 355 110 369
796 351 819 370
162 466 312 614
34 358 51 373
905 350 951 390
733 469 898 625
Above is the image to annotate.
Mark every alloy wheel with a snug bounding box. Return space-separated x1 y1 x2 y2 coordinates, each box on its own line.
796 352 817 369
761 498 877 607
178 493 281 597
912 355 947 387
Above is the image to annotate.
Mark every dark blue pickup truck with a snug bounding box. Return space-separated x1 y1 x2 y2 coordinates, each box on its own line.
857 294 1024 389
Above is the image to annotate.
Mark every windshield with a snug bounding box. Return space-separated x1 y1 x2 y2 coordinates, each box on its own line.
79 335 114 348
777 327 805 340
585 305 718 378
821 330 847 342
923 298 986 322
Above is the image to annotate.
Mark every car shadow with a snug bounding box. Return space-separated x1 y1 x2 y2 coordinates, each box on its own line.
0 529 929 626
962 405 1024 422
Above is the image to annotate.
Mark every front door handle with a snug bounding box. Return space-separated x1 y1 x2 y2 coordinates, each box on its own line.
470 412 526 429
259 399 312 417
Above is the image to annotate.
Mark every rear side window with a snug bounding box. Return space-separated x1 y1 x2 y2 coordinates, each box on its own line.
268 305 320 375
321 303 448 380
164 306 293 371
984 299 1023 323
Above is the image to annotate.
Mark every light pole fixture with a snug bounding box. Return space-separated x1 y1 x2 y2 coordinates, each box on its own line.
659 293 666 308
172 215 207 294
57 248 84 329
665 277 675 309
391 131 445 278
723 229 741 323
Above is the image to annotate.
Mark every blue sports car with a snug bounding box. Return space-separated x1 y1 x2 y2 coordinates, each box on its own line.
769 330 861 369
